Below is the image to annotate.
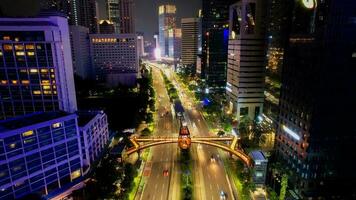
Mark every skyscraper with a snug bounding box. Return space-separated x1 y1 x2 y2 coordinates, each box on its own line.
39 0 98 33
106 0 120 33
181 18 199 72
201 0 235 92
137 33 145 58
226 0 267 120
158 4 176 58
70 25 92 79
119 0 135 34
275 0 356 198
0 13 77 120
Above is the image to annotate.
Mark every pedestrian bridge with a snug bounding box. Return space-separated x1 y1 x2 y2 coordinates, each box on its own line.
125 135 253 167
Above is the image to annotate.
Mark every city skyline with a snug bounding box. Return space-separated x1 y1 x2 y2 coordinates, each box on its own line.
0 0 355 200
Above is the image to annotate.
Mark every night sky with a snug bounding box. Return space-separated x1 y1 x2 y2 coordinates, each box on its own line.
97 0 202 41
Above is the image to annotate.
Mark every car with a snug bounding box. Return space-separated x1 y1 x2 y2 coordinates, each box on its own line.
210 155 216 162
219 191 227 200
163 169 169 176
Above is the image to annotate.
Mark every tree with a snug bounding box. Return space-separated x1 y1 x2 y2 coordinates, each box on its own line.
279 174 288 200
217 130 225 136
141 128 151 136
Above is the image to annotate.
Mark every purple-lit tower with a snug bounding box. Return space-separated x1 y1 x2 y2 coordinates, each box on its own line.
0 13 77 120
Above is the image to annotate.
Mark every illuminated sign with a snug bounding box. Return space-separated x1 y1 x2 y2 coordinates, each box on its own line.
282 125 301 141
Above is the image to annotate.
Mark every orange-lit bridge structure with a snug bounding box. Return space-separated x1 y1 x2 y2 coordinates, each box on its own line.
125 135 253 167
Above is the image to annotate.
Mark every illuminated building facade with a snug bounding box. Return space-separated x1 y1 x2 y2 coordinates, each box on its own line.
0 112 83 200
106 0 120 33
158 4 176 58
201 0 235 92
119 0 135 34
181 18 199 70
226 0 267 120
275 0 356 198
0 14 77 120
89 34 138 87
77 111 109 173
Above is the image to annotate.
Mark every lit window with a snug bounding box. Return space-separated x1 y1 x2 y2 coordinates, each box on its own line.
36 45 42 49
53 91 57 94
14 45 24 50
50 69 54 72
15 52 25 56
43 85 51 90
27 52 35 56
25 44 35 50
14 37 19 42
3 44 12 51
30 69 38 73
20 69 27 73
1 80 7 84
3 36 10 40
43 91 52 94
52 122 62 128
40 69 48 73
9 143 16 148
51 75 55 78
70 170 81 180
353 52 356 58
22 130 34 137
0 51 2 56
11 80 17 84
33 90 41 95
41 80 50 85
21 80 30 84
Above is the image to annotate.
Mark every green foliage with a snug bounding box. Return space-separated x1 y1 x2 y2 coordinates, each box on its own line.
279 174 288 200
141 127 151 136
267 187 279 200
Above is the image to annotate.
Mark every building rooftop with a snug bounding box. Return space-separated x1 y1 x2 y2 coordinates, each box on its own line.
249 150 267 162
0 111 71 132
77 110 104 127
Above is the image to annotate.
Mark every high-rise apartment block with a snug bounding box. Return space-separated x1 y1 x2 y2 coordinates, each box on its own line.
0 14 77 120
226 0 267 120
90 34 138 87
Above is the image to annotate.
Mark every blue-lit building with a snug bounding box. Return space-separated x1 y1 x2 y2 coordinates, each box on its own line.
77 110 110 174
0 14 77 120
0 112 83 200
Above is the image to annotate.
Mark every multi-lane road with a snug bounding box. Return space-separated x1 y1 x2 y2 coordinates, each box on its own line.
137 61 235 200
